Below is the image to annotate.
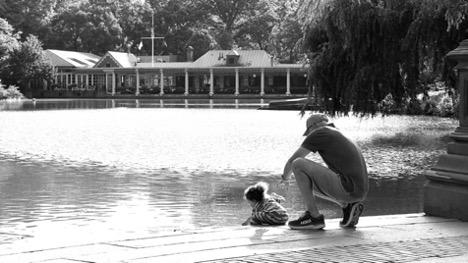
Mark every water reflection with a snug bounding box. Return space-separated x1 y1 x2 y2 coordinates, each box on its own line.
0 98 268 111
0 157 425 235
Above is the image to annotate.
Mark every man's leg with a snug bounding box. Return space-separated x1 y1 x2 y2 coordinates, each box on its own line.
291 158 324 218
287 157 343 229
292 158 365 228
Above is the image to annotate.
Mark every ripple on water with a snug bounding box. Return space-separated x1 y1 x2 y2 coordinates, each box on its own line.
0 108 456 239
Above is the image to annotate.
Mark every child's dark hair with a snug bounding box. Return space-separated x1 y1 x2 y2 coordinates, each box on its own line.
244 182 268 202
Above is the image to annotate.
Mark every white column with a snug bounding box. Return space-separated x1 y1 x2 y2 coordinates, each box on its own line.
235 68 239 96
286 68 291 96
91 74 94 87
260 69 265 96
85 75 89 89
112 72 116 95
65 74 69 90
135 69 140 96
184 69 189 95
160 69 164 95
209 69 214 96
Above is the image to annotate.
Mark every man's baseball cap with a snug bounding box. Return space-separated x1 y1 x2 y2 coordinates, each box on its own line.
303 114 329 136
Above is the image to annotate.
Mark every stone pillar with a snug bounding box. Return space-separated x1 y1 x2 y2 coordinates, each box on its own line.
260 69 265 96
160 69 164 95
135 69 140 96
235 68 240 96
286 68 291 96
209 69 214 96
424 39 468 221
185 69 189 95
85 75 89 89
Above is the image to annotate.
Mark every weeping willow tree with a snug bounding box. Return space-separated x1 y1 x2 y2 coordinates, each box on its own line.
299 0 468 115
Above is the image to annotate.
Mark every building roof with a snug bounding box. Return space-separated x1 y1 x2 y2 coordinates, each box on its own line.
139 55 178 63
46 49 303 70
46 49 100 68
94 51 138 68
192 50 276 68
136 62 194 68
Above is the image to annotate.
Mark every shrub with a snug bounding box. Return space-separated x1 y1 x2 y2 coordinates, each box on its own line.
378 94 402 115
378 90 458 117
437 93 457 117
0 80 24 100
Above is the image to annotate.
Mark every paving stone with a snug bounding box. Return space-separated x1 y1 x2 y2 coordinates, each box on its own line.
197 236 468 263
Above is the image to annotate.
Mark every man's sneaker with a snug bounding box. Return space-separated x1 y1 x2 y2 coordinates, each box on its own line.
340 202 364 228
288 211 325 230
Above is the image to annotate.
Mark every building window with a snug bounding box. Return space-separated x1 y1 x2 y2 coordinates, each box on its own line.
226 55 239 66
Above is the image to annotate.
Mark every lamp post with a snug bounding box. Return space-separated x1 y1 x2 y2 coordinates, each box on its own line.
424 39 468 221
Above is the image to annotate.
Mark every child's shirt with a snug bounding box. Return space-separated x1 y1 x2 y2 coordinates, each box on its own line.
250 195 289 225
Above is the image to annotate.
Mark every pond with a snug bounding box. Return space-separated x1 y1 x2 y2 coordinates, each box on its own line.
0 99 458 240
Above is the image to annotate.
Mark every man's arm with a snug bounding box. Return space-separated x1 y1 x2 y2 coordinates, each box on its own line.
282 146 311 180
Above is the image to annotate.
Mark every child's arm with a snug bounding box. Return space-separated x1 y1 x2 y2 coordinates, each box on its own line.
242 217 252 226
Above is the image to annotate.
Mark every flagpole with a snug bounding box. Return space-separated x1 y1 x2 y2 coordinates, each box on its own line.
151 12 154 66
140 11 165 67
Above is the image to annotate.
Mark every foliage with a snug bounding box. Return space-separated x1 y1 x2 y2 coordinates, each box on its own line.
0 35 53 90
235 0 279 50
0 0 58 40
198 0 261 49
46 2 124 54
269 0 304 62
1 0 305 62
0 81 24 100
378 89 458 117
186 30 215 60
0 18 19 58
300 0 468 116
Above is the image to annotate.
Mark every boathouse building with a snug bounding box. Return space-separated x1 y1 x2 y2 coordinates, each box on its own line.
40 49 309 98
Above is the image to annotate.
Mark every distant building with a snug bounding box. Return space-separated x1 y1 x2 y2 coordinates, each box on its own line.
40 48 309 97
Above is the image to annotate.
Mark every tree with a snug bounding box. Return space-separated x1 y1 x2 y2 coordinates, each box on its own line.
107 0 152 53
235 0 279 50
270 0 304 62
47 1 123 54
200 0 261 49
186 29 215 60
146 0 208 56
1 35 53 91
0 0 58 40
0 18 19 56
0 18 19 78
299 0 468 115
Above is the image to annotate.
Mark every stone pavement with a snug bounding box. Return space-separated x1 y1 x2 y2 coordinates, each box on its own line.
0 213 467 263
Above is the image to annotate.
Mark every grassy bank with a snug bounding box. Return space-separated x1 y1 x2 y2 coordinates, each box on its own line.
330 114 457 149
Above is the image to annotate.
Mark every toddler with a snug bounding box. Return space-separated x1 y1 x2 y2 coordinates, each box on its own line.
242 182 289 226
